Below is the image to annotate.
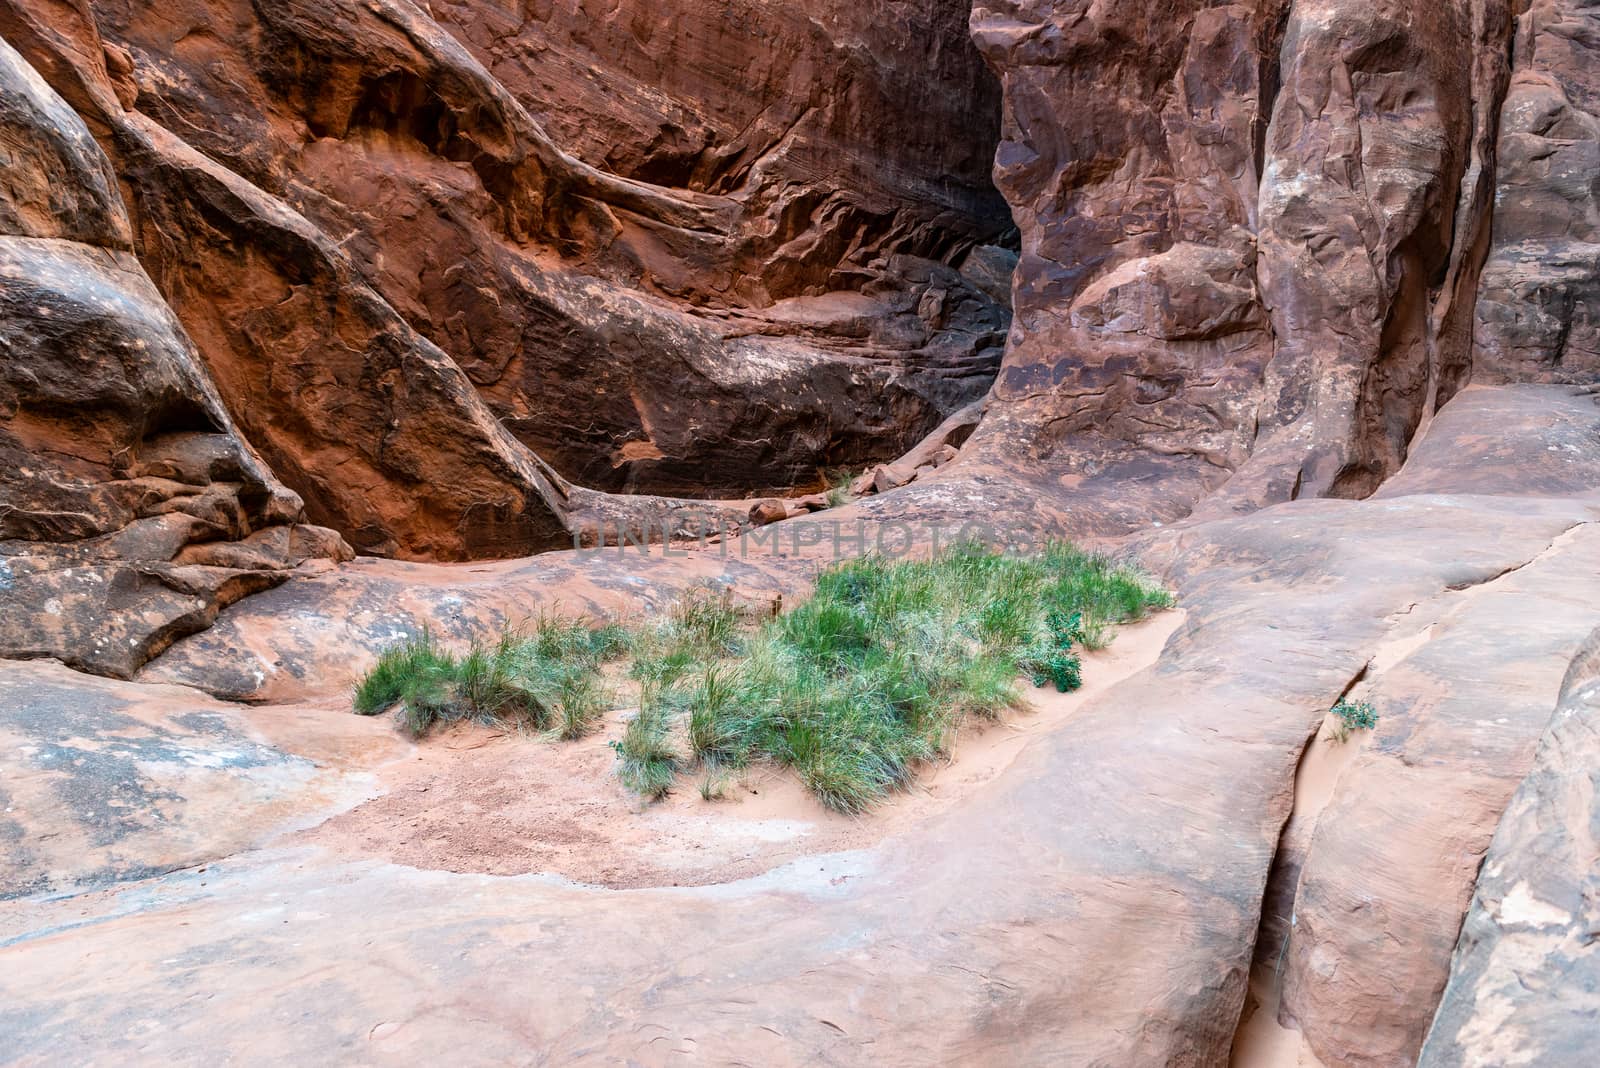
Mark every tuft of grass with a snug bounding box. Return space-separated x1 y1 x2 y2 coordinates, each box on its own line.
551 668 608 740
613 698 680 799
686 665 755 767
354 630 464 738
670 540 1172 812
354 542 1174 812
1326 699 1379 743
630 586 746 687
823 468 858 508
699 769 732 801
354 630 455 715
352 615 623 739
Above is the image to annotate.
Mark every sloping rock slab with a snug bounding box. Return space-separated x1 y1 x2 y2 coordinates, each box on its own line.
1 387 1597 1064
1418 629 1600 1065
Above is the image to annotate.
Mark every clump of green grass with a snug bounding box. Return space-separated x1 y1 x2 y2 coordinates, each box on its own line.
699 769 732 801
1326 699 1378 743
823 468 858 508
354 629 458 721
628 585 746 687
612 696 680 799
353 543 1174 813
352 613 626 739
667 541 1173 813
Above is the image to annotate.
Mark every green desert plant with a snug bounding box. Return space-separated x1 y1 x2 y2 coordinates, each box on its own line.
665 540 1172 812
629 586 747 687
1326 699 1379 743
698 769 732 801
355 543 1174 811
551 667 608 740
686 665 755 767
1022 608 1087 693
353 630 465 737
353 615 623 739
823 468 858 508
612 698 680 799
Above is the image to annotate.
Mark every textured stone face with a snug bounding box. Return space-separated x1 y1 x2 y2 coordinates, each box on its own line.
0 35 350 679
968 0 1528 517
29 0 1012 510
1419 630 1600 1067
1249 0 1510 501
1472 0 1600 384
966 1 1285 511
427 0 1007 301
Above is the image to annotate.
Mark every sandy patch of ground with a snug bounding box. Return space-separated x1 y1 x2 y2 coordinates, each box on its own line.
1231 964 1329 1068
293 612 1184 888
1229 668 1384 1067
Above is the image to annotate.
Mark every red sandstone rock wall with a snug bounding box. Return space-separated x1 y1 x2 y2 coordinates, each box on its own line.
9 0 1591 568
966 0 1551 519
0 32 350 678
23 0 1011 514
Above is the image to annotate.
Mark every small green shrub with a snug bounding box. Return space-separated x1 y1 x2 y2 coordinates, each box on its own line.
1023 609 1087 693
353 615 621 739
356 542 1175 811
613 699 679 799
1327 699 1379 743
1031 650 1084 694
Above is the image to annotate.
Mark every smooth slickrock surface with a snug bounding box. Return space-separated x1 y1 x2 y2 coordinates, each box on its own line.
2 385 1598 1067
0 661 394 900
1418 628 1600 1067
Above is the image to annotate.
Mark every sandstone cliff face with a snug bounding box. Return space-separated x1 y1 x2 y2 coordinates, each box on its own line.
967 0 1528 517
1473 0 1600 383
0 34 350 679
7 0 1011 521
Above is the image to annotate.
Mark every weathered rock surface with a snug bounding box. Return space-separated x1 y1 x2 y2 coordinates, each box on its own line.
1419 626 1600 1067
1472 0 1600 384
2 384 1597 1066
0 661 392 899
0 34 349 679
1272 523 1600 1066
1 0 1010 531
963 0 1533 520
967 0 1285 521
